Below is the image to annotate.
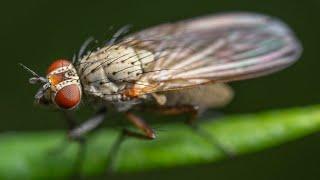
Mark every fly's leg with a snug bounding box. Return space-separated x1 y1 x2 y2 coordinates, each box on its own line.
68 107 107 174
48 111 83 155
52 107 107 151
124 112 156 139
154 105 198 125
67 107 107 140
106 112 155 172
155 105 235 156
50 107 107 177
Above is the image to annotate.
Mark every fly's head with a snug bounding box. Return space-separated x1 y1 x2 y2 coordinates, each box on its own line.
20 59 82 110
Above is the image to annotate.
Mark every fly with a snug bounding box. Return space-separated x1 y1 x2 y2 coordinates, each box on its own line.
21 12 302 156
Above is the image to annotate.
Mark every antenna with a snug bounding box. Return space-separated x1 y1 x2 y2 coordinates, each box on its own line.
19 63 40 77
19 63 47 84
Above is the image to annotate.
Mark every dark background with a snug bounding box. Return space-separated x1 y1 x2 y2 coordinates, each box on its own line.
1 0 319 179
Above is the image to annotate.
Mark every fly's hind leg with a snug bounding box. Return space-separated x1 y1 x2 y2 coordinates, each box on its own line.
106 112 155 172
156 105 235 156
155 105 198 125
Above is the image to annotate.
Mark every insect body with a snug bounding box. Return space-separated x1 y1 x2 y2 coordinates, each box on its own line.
22 13 301 142
78 45 154 104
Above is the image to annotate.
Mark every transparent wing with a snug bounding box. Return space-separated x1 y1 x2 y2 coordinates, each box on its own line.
120 13 302 95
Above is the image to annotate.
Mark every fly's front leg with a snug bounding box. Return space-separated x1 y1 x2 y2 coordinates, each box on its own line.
69 107 106 176
49 111 84 155
50 107 107 177
68 107 107 140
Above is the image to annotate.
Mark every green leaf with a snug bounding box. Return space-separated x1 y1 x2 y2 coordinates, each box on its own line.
1 105 320 179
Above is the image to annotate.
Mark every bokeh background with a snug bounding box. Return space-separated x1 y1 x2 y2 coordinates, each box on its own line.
1 0 320 179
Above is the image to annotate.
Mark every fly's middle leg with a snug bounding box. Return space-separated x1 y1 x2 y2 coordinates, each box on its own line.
106 111 155 172
151 105 235 156
124 112 156 139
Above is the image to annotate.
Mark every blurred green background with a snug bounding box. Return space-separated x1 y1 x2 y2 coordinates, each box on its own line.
1 0 319 179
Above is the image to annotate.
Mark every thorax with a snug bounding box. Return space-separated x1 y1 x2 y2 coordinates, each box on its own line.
77 45 154 104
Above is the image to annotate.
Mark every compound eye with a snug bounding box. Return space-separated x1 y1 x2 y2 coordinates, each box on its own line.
54 84 81 109
47 59 71 74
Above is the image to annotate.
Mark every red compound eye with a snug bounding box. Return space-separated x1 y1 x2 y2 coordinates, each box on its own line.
54 84 81 109
47 59 71 74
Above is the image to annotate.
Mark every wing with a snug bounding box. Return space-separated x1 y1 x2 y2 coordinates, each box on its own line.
119 13 302 96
